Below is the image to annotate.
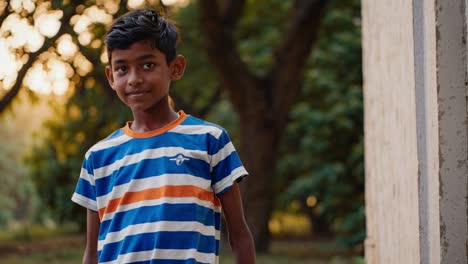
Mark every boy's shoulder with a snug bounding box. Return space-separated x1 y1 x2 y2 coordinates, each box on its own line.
84 127 129 160
178 114 228 140
182 114 225 129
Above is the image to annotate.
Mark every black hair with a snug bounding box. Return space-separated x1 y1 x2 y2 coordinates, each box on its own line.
105 9 179 64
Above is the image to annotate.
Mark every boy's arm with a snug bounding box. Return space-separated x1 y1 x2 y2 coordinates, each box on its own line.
83 209 100 264
219 182 256 264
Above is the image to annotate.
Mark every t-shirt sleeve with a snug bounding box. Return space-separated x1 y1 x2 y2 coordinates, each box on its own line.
71 155 98 212
210 129 248 196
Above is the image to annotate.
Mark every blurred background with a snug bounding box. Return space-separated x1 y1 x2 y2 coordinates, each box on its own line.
0 0 364 263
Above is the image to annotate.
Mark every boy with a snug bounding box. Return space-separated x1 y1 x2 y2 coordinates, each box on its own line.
71 9 255 264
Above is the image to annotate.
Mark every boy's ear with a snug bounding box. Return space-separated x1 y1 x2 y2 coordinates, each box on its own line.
170 55 186 81
105 66 115 89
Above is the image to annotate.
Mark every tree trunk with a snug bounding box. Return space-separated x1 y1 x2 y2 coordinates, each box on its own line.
238 107 281 252
197 0 327 252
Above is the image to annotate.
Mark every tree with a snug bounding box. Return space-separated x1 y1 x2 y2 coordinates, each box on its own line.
196 0 328 251
277 0 364 248
0 0 79 113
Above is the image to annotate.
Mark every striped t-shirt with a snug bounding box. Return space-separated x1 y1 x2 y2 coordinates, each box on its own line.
71 111 248 264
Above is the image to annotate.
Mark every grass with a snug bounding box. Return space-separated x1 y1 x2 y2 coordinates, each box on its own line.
0 217 365 263
0 247 83 264
0 249 362 264
0 251 354 264
0 233 364 264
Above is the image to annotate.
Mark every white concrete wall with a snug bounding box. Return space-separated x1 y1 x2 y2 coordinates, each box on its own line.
363 0 468 263
362 1 421 263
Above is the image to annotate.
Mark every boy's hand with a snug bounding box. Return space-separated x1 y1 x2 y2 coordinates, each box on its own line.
219 182 256 264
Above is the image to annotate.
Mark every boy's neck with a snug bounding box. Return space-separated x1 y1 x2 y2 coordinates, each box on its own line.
130 100 179 133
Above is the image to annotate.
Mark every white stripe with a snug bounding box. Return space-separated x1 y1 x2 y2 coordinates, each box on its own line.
169 125 223 139
100 197 221 222
98 221 220 251
96 174 212 206
94 147 210 179
71 193 97 211
210 142 235 168
212 167 248 194
100 248 217 264
85 134 132 159
79 168 95 186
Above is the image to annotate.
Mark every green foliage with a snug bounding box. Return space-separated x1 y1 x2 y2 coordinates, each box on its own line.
0 144 21 226
236 1 291 76
0 96 43 227
26 82 131 226
171 4 223 114
176 0 365 248
172 3 241 145
277 0 364 247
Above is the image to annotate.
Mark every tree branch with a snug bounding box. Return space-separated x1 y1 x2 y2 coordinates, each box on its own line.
198 85 222 117
220 0 245 30
116 0 129 17
269 0 327 124
61 25 115 101
197 0 255 111
0 2 79 113
171 85 222 118
0 1 10 25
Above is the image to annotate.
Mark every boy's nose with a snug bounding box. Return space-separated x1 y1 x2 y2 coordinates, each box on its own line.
128 70 143 86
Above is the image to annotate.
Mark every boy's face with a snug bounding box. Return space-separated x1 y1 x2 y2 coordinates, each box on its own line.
105 40 185 112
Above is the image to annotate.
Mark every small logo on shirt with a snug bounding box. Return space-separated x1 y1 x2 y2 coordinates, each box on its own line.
170 154 190 166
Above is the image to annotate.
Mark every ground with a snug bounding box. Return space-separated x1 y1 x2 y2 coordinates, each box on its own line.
0 235 363 264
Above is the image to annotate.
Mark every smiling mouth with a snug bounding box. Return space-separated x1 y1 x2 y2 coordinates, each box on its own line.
126 90 149 96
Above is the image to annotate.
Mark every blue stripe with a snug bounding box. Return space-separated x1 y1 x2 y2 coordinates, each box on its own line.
166 132 220 155
179 116 203 125
92 133 221 169
128 259 206 264
74 178 96 201
181 116 222 128
82 160 94 175
99 232 219 262
95 157 211 197
212 152 243 184
99 203 221 240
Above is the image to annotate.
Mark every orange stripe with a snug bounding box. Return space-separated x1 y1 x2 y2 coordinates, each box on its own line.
123 110 187 138
98 185 221 218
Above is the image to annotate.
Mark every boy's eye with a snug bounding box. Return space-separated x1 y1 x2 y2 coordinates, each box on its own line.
115 66 127 73
143 63 154 70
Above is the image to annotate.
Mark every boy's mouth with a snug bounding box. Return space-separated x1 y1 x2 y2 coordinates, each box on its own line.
126 90 149 96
